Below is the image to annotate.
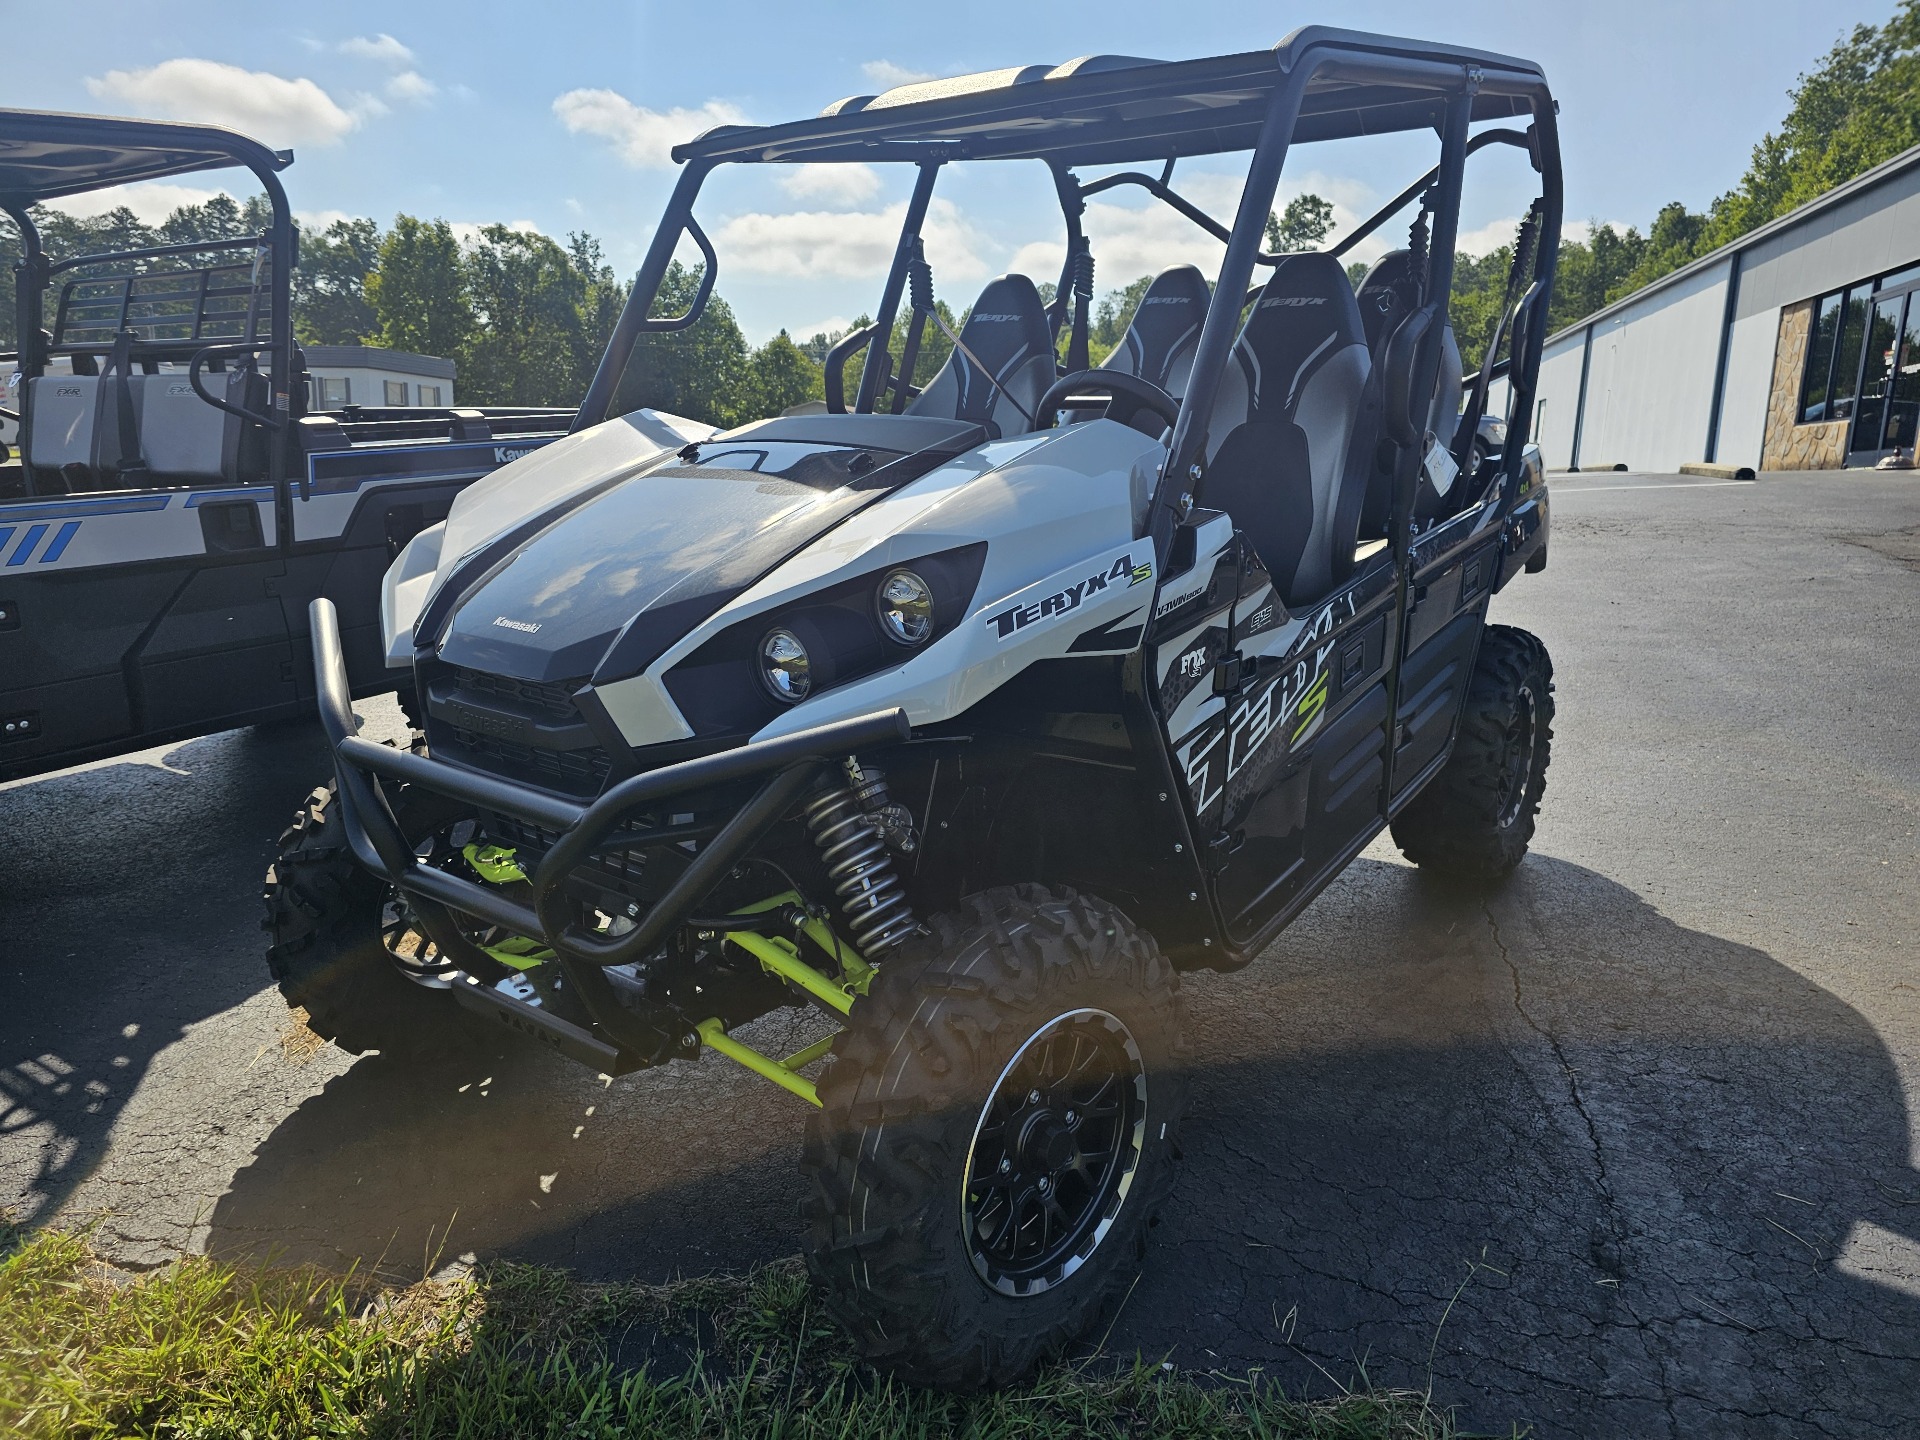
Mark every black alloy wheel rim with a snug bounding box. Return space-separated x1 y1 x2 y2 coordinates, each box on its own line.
961 1008 1147 1297
1496 683 1538 831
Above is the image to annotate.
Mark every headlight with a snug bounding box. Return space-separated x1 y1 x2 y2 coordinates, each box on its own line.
876 569 934 645
758 628 812 702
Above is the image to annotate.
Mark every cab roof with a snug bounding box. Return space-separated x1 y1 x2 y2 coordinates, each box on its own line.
674 27 1548 169
0 109 290 210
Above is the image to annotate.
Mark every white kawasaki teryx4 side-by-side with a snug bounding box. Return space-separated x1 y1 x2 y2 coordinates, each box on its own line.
268 28 1561 1388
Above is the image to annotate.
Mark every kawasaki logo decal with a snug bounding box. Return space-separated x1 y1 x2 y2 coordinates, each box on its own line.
986 553 1152 641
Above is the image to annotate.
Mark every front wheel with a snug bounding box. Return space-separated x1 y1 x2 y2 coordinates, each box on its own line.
1390 623 1555 881
261 751 473 1055
801 885 1189 1389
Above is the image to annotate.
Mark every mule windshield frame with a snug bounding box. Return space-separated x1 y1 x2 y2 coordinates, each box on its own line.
577 25 1562 557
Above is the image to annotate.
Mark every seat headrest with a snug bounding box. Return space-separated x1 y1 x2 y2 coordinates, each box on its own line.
1107 264 1210 387
1237 253 1367 418
957 273 1052 368
1355 248 1422 354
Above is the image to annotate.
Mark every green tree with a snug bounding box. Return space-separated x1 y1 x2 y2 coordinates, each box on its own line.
365 215 469 359
459 225 592 406
155 192 251 247
1551 2 1920 315
1707 1 1920 242
735 331 825 422
1266 193 1335 252
1611 201 1712 299
607 259 749 426
294 217 382 345
1448 245 1518 373
566 231 627 394
1547 222 1647 332
1091 274 1155 350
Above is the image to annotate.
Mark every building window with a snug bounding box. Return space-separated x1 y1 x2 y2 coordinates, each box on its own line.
1800 293 1842 423
418 383 443 407
1800 286 1871 424
383 379 409 407
316 375 350 408
1799 261 1920 426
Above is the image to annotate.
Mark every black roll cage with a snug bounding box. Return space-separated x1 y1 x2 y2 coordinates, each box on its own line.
574 29 1562 573
1 110 299 516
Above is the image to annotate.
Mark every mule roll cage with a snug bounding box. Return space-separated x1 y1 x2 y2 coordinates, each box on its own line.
0 109 300 507
575 32 1559 561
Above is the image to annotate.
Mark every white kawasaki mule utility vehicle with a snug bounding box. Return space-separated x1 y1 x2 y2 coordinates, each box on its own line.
269 28 1560 1388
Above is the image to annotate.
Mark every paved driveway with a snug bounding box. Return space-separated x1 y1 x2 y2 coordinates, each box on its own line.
3 471 1916 1435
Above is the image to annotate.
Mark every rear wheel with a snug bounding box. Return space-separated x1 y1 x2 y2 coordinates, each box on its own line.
801 885 1189 1389
261 749 469 1055
1391 623 1554 881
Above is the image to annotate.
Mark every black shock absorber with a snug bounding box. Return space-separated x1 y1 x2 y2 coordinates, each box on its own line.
803 756 920 955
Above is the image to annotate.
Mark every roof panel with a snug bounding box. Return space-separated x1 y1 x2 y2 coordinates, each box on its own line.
0 109 289 209
678 30 1547 168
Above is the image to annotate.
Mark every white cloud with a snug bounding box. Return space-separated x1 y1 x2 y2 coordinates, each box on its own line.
449 219 544 247
715 197 988 283
1562 219 1633 244
45 181 226 226
792 316 854 341
1011 171 1248 285
552 89 748 168
779 163 881 205
862 60 934 89
339 34 414 66
1009 170 1412 287
86 58 358 147
386 70 437 103
295 208 357 231
347 92 391 123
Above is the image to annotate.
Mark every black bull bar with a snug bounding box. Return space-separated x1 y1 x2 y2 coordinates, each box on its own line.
308 597 910 1070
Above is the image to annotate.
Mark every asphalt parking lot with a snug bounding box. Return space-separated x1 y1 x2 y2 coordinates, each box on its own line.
3 469 1917 1436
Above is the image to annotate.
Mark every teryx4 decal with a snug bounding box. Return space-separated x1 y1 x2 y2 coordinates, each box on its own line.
986 553 1152 641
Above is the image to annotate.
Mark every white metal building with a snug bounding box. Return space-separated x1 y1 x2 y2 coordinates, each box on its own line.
304 345 456 411
1493 141 1920 473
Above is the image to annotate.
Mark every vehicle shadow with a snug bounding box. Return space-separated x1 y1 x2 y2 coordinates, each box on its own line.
0 719 339 1232
204 852 1920 1436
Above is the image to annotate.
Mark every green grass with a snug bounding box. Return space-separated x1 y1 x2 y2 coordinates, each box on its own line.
0 1217 1477 1439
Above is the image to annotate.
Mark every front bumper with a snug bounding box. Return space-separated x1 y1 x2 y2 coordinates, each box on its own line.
308 596 908 1069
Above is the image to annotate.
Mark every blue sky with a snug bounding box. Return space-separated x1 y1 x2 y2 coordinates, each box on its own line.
10 0 1880 341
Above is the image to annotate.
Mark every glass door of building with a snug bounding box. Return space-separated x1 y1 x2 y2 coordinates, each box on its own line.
1848 287 1920 461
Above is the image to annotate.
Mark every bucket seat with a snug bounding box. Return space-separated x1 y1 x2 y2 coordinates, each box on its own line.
1202 252 1376 607
1099 264 1211 402
906 274 1054 438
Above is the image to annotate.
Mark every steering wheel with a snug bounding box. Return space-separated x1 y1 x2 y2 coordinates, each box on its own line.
1038 369 1180 433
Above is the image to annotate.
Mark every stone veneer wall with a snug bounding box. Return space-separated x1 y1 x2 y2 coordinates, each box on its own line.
1761 300 1850 470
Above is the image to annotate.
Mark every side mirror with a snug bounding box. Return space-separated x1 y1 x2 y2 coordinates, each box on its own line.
1382 302 1443 450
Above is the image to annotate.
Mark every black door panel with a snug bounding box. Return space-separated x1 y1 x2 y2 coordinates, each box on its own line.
1391 610 1482 799
1307 680 1390 870
134 559 297 730
0 672 132 775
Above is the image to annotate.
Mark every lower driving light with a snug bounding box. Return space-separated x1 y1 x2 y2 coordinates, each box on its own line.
877 569 934 645
759 628 812 702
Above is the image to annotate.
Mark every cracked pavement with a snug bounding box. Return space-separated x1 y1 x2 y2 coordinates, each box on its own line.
3 470 1917 1435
